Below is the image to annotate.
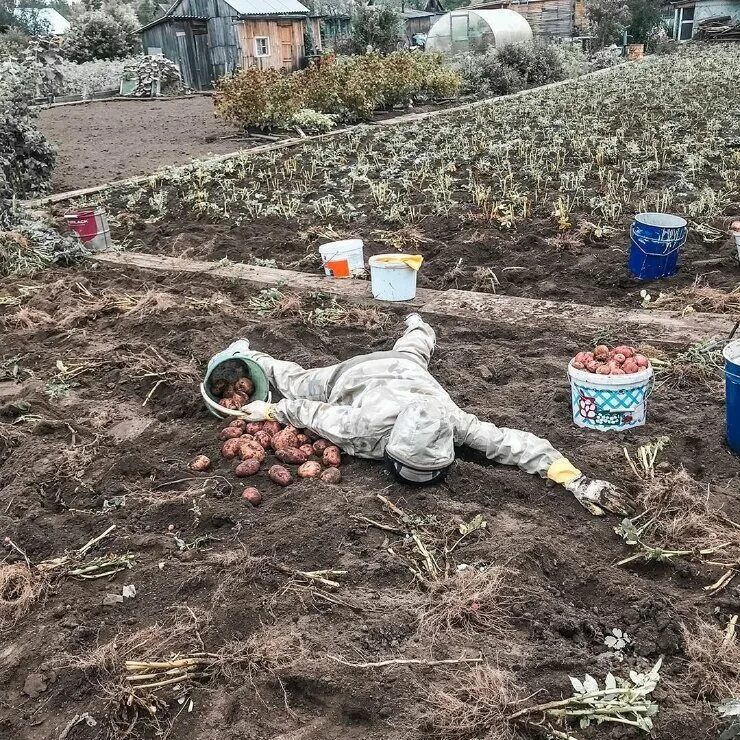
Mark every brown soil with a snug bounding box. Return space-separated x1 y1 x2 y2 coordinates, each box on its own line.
109 216 740 308
1 263 737 740
39 97 245 193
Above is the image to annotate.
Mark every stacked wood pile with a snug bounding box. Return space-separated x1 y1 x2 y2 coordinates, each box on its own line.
695 16 740 41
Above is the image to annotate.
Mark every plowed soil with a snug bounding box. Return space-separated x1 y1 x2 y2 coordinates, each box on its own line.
1 262 737 740
39 97 243 193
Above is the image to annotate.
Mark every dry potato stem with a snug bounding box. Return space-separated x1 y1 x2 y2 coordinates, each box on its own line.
636 469 740 560
0 563 45 625
652 280 740 313
683 619 740 700
419 568 519 639
421 666 521 740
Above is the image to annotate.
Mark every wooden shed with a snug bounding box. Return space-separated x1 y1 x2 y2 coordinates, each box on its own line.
471 0 587 39
138 0 311 91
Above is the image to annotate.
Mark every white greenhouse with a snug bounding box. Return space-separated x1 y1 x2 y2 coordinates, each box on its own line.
425 9 533 54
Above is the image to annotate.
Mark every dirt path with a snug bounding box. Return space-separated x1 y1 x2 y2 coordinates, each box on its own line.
39 97 246 193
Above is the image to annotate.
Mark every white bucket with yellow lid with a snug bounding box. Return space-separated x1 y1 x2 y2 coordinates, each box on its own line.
369 254 423 302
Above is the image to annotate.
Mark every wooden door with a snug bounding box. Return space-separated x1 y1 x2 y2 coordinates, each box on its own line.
277 23 295 70
192 30 213 89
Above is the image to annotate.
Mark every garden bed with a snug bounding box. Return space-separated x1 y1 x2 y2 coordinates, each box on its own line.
0 262 737 740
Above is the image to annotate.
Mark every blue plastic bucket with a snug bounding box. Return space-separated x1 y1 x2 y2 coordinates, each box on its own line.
628 213 687 280
724 340 740 454
568 363 653 432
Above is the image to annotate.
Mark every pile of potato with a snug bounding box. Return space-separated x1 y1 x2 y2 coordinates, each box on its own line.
189 420 343 506
570 345 650 376
211 377 254 410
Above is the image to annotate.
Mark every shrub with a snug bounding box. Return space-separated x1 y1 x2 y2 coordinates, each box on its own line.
342 3 403 55
63 10 139 62
497 41 565 86
585 0 632 47
292 108 337 133
0 60 55 201
551 44 590 78
0 28 30 58
216 53 461 130
122 55 183 96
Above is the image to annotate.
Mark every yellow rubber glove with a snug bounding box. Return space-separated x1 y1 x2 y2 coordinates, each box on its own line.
547 457 582 485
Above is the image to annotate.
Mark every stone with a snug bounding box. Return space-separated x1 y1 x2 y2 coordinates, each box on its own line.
477 365 493 381
23 673 47 699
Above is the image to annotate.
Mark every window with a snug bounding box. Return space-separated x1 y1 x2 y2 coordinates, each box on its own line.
676 5 695 40
255 37 270 57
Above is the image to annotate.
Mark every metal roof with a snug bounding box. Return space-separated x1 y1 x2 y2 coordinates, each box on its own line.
14 7 70 34
402 9 439 18
228 0 309 15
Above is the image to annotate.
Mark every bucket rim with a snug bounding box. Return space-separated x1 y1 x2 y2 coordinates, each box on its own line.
319 238 364 253
369 254 418 269
723 339 740 365
64 206 105 218
568 362 653 386
633 212 687 230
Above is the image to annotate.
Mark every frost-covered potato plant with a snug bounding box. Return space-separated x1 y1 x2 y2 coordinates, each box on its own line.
58 58 133 97
104 45 739 232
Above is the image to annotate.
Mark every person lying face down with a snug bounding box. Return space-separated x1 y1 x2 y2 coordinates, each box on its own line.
217 314 631 516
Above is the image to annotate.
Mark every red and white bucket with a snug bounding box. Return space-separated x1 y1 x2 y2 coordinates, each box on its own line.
64 207 112 252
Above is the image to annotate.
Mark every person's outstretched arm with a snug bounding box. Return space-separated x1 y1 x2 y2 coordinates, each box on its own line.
240 398 384 458
453 412 632 516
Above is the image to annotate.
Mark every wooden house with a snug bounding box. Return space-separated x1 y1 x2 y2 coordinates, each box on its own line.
470 0 587 39
137 0 311 91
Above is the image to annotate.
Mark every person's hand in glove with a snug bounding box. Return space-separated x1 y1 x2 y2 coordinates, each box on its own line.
548 458 634 516
564 475 634 517
240 400 274 421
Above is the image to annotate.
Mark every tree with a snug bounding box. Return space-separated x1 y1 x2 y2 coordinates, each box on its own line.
62 9 139 62
136 0 160 25
626 0 663 46
0 1 50 36
346 2 403 54
585 0 632 47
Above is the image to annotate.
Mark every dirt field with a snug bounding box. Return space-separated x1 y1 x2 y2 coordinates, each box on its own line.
39 97 244 194
1 263 737 740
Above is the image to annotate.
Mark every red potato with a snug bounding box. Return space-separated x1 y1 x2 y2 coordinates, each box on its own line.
320 467 342 484
231 392 249 408
246 422 265 435
234 377 255 396
189 455 211 472
295 433 309 446
221 384 236 399
271 429 298 452
612 353 626 364
312 439 330 455
239 439 266 463
635 354 649 368
574 352 589 364
284 425 298 435
297 461 322 478
235 459 261 477
275 447 308 465
571 361 585 370
268 465 293 487
211 379 228 397
594 345 610 360
229 419 247 431
219 426 243 441
254 430 272 449
323 446 342 468
586 360 599 373
596 364 611 375
622 360 639 374
242 487 262 506
220 397 240 410
262 421 282 437
221 438 242 459
614 345 635 358
299 444 314 457
611 368 626 375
